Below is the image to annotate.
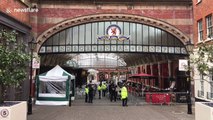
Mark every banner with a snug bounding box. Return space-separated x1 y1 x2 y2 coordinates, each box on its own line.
179 59 188 71
32 53 40 69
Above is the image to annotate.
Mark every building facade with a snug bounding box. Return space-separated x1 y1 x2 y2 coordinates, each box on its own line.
193 0 213 101
0 0 32 101
1 0 194 101
32 0 193 96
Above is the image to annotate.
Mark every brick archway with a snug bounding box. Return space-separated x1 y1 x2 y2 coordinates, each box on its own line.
35 13 189 53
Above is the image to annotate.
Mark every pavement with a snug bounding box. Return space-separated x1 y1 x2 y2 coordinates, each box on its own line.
27 94 195 120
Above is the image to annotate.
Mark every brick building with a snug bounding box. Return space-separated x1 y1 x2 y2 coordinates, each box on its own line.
31 0 193 38
1 0 194 103
32 0 193 100
193 0 213 102
0 0 32 101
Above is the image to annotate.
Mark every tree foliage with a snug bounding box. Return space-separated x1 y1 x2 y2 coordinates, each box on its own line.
0 29 30 103
191 43 213 75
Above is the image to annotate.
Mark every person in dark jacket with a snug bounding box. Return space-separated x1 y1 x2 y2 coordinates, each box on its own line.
88 84 94 103
110 83 117 102
108 81 112 98
102 83 107 97
85 85 89 102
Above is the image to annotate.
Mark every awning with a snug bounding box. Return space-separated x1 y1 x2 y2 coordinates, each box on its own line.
129 73 156 78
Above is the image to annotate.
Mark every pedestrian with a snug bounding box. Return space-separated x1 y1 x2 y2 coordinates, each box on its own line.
85 85 89 102
93 84 97 97
102 83 107 97
110 83 117 102
116 84 120 100
98 83 102 99
108 81 112 98
88 83 94 103
121 83 128 106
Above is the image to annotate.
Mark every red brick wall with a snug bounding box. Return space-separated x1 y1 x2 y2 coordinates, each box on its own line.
152 64 158 76
161 63 169 77
193 0 213 44
0 0 30 25
30 2 193 38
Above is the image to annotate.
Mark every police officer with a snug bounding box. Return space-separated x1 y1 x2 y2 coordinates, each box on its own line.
98 83 102 99
121 84 128 106
85 85 89 102
88 84 94 103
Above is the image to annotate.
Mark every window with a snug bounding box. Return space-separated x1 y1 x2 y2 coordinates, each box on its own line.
72 53 127 68
206 15 213 38
210 69 213 81
210 69 213 98
198 20 203 42
200 74 204 96
201 81 204 96
210 84 213 98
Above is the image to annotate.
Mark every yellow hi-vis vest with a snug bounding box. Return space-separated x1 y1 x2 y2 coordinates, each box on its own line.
85 87 89 94
98 85 102 91
121 86 128 99
101 84 107 90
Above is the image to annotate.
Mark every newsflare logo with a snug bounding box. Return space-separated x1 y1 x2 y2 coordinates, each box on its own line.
5 7 38 14
6 8 12 14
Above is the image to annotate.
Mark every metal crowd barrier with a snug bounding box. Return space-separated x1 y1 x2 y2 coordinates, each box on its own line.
128 92 189 106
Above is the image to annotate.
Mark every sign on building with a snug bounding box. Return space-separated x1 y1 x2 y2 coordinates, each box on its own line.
179 59 188 71
32 53 40 69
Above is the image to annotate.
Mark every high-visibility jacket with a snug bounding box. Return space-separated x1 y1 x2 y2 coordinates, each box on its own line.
85 87 89 94
98 85 102 91
121 86 128 99
101 84 107 90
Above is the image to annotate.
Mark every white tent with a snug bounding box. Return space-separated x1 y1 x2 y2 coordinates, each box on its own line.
87 69 99 74
36 65 75 106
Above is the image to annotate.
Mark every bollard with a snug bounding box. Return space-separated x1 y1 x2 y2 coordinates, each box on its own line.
69 94 71 107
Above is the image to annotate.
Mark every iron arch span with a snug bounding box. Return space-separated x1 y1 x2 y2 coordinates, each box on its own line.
35 14 190 54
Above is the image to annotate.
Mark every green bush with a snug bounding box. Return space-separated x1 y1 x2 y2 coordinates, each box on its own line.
0 29 30 104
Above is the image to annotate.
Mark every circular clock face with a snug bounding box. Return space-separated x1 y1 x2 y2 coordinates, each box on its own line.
107 25 121 36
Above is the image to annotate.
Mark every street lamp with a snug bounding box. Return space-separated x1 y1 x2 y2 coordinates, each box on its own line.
185 40 194 114
27 38 36 115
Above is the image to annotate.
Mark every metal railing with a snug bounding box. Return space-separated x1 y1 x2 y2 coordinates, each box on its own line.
128 92 189 106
